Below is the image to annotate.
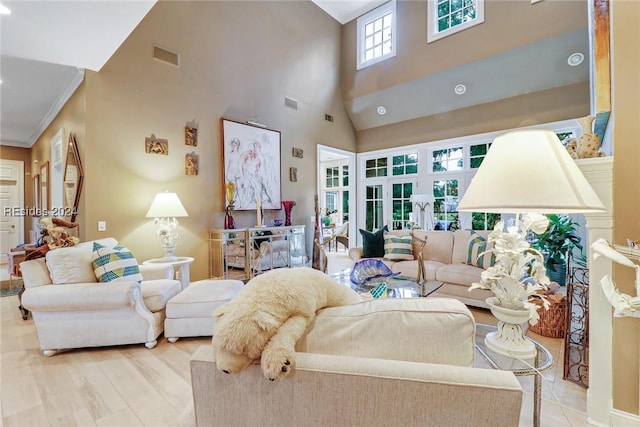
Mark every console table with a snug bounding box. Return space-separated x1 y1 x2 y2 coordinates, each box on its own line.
475 323 553 427
208 225 306 281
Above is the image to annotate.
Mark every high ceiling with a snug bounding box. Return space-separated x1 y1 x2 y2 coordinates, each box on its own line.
1 0 588 149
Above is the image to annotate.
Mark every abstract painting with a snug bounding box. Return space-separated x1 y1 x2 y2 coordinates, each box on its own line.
222 118 281 210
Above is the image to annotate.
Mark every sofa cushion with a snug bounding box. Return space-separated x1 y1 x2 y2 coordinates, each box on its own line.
46 246 97 284
383 232 414 261
297 298 476 368
91 243 143 283
359 226 388 258
436 263 483 287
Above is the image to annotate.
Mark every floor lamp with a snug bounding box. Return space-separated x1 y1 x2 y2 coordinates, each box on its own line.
410 194 434 230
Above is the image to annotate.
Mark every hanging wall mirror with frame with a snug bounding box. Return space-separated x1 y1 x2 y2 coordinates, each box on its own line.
39 161 49 212
64 133 83 222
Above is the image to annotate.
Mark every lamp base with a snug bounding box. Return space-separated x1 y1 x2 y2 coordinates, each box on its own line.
486 297 536 359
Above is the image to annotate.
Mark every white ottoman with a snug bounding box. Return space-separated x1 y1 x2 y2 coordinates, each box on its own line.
164 279 244 342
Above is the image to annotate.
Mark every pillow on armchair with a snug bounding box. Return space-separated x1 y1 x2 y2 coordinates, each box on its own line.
45 246 97 284
91 242 143 283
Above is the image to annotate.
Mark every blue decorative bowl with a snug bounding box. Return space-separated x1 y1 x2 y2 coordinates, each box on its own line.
271 219 284 227
350 259 400 286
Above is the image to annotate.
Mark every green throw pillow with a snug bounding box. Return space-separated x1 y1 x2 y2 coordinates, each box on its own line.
466 232 495 268
359 226 388 258
383 232 415 261
91 242 143 283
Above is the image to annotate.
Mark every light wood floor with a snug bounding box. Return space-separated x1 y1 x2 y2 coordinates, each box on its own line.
1 252 590 426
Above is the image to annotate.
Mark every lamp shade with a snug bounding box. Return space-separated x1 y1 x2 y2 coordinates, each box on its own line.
145 192 189 218
458 129 605 213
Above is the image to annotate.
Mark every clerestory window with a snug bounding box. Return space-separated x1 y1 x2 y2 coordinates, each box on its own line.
427 0 484 43
357 0 397 70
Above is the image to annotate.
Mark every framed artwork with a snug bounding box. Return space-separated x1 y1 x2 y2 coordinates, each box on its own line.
186 152 199 176
40 161 49 211
222 118 281 210
33 174 40 212
145 134 169 155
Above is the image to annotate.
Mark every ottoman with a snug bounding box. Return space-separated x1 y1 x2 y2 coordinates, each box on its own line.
164 279 244 342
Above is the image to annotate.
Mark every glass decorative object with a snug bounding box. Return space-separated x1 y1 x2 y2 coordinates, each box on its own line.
282 200 296 226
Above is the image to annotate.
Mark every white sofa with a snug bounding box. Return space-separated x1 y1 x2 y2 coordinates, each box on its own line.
349 229 494 308
20 238 181 356
190 298 523 426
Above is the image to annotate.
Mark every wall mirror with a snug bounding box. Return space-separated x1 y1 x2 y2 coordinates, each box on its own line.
39 161 49 212
64 133 83 222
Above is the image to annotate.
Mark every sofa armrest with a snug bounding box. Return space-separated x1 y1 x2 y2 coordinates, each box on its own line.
139 263 174 281
190 346 522 427
22 281 141 311
348 246 364 261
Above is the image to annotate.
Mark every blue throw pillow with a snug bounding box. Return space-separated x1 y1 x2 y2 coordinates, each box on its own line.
359 226 388 258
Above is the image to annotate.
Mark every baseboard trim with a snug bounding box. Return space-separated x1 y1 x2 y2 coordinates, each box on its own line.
610 409 640 426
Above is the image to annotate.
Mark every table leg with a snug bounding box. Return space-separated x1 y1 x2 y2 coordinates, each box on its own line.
533 350 541 427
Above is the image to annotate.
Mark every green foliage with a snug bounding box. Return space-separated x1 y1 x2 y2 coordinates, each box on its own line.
531 214 583 270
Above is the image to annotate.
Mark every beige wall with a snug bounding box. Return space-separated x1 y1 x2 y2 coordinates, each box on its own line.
341 0 590 150
611 0 640 415
79 1 355 281
341 0 587 100
356 82 590 152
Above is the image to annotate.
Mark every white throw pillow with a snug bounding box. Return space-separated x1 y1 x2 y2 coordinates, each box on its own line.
45 246 97 284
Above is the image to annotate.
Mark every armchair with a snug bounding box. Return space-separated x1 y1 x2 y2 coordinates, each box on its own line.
322 221 349 251
20 238 181 356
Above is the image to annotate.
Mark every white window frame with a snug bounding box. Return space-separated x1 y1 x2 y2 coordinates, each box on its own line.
356 118 582 237
427 0 485 43
357 0 397 70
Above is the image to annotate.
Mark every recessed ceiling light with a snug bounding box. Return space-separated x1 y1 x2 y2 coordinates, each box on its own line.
454 84 466 95
0 4 11 15
377 106 386 115
567 52 584 67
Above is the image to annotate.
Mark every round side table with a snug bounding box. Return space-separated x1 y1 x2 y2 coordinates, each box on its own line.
143 257 194 291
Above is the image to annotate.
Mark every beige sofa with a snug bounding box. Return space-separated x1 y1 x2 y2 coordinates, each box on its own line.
190 298 523 426
349 229 494 308
20 238 181 356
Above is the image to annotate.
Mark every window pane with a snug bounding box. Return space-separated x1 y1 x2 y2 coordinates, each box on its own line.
470 157 483 168
365 22 374 36
377 168 387 177
378 158 387 167
452 0 463 12
374 18 382 32
438 17 449 31
365 50 374 61
382 41 392 54
452 11 463 26
406 164 418 174
438 1 450 17
464 0 474 6
342 191 349 219
365 36 374 49
374 45 382 57
383 28 392 41
383 14 392 27
470 144 487 156
463 5 476 21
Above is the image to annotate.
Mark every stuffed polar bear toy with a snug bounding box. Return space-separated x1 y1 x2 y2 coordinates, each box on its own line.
212 267 364 381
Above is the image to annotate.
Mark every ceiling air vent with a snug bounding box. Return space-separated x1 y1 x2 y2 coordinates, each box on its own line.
153 45 180 67
284 97 298 110
325 114 334 122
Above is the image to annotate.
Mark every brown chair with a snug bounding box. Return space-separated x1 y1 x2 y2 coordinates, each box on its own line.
323 222 348 251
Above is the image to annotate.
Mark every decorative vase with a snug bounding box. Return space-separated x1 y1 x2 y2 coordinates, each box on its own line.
546 262 567 287
224 182 236 229
485 297 536 359
282 200 296 226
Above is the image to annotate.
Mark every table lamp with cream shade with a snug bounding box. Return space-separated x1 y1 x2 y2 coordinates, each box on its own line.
457 129 605 358
145 192 189 260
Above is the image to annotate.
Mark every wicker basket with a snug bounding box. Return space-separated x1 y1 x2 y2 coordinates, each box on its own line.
529 295 566 338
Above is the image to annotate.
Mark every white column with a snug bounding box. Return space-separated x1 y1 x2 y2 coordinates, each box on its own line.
578 157 614 426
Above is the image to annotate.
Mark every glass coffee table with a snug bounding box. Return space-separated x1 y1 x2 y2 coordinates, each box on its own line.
475 323 553 427
329 268 443 298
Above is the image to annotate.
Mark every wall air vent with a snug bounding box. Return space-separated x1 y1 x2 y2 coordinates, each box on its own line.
284 97 298 110
325 114 334 122
153 45 180 67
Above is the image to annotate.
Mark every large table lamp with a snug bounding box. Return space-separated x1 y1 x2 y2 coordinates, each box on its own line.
145 192 189 260
458 129 605 358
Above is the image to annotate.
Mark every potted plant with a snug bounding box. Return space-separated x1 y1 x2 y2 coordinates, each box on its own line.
530 214 583 286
